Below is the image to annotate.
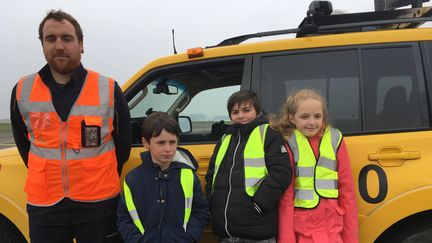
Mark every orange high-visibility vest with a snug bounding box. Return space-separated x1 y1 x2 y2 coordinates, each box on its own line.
16 70 119 206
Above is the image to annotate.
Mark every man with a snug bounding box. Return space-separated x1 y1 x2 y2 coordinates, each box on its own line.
10 10 131 243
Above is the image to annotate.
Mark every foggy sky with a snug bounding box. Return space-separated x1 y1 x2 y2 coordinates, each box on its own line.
0 0 398 119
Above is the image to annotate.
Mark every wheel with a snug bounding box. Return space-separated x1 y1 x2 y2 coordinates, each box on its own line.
376 218 432 243
0 215 27 243
400 228 432 243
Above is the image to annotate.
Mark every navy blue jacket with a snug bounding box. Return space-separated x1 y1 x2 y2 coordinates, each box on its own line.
117 148 209 243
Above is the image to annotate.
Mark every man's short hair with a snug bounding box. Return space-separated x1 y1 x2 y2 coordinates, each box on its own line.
38 9 83 43
227 90 262 118
141 112 180 143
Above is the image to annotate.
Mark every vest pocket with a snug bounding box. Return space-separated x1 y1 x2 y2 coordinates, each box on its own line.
81 154 118 196
25 158 47 198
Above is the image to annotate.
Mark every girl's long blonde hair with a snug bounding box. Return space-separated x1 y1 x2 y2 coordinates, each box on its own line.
270 89 329 140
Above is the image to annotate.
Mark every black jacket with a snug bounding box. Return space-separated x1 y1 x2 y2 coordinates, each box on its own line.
205 115 292 239
117 148 210 243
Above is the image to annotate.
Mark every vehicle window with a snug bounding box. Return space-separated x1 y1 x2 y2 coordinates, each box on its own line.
127 60 244 145
180 85 239 134
259 50 361 132
362 46 427 131
259 45 428 134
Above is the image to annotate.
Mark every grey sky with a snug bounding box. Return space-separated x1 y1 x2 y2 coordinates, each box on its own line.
1 0 425 119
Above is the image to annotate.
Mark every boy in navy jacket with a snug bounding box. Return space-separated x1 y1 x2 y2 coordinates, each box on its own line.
117 112 209 243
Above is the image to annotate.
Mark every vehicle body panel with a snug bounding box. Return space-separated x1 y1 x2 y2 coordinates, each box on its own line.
1 14 432 243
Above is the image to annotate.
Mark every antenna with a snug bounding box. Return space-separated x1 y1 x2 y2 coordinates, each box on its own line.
172 29 177 54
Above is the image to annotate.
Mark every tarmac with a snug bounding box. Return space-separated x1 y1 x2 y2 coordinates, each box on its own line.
0 130 15 149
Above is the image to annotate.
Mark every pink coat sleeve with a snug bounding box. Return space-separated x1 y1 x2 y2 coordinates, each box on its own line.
337 139 359 242
278 145 296 243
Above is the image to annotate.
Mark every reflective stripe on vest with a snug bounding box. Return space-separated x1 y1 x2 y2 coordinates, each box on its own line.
288 127 342 208
124 167 194 233
212 124 269 196
16 71 118 206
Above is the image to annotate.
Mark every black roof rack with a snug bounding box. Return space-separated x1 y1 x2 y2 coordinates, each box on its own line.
375 0 429 11
214 6 432 47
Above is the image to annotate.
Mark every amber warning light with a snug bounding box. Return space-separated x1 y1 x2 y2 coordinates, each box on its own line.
187 47 204 58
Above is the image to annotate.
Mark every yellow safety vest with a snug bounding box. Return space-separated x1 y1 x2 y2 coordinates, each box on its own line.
123 157 194 234
212 124 269 196
288 127 342 208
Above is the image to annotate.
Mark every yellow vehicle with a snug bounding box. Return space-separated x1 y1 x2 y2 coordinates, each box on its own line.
2 0 432 242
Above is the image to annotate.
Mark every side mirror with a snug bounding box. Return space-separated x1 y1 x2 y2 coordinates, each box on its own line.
179 116 192 133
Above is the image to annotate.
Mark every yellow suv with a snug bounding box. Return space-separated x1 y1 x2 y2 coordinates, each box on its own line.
2 1 432 242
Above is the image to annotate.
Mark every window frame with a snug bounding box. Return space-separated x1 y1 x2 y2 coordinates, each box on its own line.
420 41 432 127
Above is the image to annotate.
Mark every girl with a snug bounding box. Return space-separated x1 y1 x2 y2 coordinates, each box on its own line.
271 89 359 243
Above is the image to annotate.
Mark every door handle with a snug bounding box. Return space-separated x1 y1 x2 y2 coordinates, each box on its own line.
368 151 420 160
368 146 420 167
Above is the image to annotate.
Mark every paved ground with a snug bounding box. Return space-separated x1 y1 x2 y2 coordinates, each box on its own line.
0 130 15 149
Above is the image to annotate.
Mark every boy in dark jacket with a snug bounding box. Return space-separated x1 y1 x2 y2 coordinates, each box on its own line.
117 112 209 243
205 90 292 242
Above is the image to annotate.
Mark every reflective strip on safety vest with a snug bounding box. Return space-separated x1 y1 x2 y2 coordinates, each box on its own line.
123 181 145 234
296 167 314 177
212 124 269 197
29 141 114 160
295 188 314 200
288 127 342 208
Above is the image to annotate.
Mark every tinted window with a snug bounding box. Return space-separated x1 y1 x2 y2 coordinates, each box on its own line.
260 50 361 132
259 44 428 134
362 46 427 131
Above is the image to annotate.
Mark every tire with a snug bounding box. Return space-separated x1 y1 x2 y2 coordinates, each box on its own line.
400 228 432 243
0 216 27 243
377 220 432 243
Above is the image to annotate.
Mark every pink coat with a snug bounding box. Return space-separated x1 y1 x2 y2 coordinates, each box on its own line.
278 135 359 243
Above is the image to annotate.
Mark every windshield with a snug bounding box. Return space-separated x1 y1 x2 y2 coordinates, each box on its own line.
126 59 245 145
129 80 186 118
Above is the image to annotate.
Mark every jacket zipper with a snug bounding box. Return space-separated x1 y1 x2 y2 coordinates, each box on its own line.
48 77 85 200
224 129 241 237
61 122 70 197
